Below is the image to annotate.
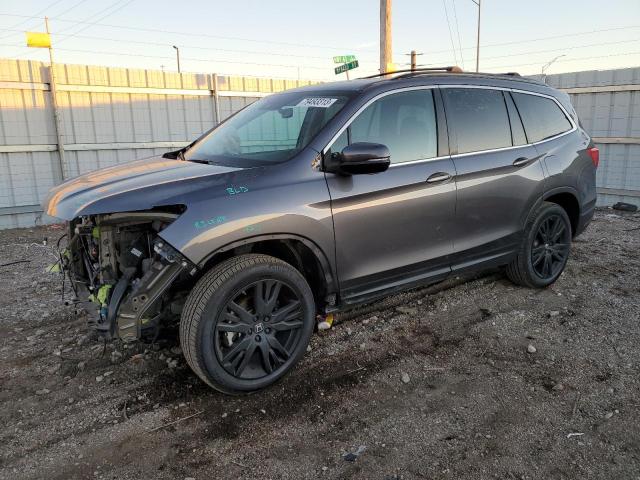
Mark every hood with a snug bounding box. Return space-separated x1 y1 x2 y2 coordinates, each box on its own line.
43 156 245 220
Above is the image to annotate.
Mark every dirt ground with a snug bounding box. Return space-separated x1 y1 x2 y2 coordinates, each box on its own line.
1 209 639 480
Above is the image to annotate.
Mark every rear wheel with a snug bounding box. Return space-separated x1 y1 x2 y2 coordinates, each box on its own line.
506 202 572 288
180 254 315 394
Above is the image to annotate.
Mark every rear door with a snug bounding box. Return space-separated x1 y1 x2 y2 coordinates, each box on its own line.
442 86 545 271
324 87 457 304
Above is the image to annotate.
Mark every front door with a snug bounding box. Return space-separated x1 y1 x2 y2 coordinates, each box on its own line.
324 88 456 304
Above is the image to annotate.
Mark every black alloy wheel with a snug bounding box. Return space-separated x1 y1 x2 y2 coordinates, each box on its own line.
531 213 571 280
180 254 315 394
505 201 573 289
215 279 304 380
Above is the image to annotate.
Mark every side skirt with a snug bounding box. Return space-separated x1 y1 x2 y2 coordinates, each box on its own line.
333 235 521 311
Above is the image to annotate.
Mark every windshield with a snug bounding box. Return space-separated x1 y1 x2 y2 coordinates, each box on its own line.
185 91 353 167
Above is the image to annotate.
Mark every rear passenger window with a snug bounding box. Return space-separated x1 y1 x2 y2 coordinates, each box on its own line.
348 89 437 163
443 88 512 154
512 92 572 143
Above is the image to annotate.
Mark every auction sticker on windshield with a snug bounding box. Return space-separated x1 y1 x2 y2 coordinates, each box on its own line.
296 97 338 108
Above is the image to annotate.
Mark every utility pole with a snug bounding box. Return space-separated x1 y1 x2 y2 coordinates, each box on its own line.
173 45 181 73
380 0 392 73
406 50 423 71
45 16 65 185
472 0 481 72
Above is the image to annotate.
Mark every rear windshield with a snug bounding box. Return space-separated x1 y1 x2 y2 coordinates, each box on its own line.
185 91 353 167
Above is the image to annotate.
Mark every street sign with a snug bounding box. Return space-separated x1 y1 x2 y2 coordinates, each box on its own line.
333 55 356 64
335 60 359 75
25 31 51 48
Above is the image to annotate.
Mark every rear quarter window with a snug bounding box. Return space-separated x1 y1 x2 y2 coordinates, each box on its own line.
512 92 573 143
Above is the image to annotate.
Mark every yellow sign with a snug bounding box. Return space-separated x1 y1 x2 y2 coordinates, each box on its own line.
26 32 51 48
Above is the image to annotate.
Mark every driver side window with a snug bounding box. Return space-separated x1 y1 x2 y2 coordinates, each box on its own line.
332 89 438 164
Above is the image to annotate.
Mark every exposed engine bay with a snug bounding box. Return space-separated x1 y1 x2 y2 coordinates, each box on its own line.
62 209 196 342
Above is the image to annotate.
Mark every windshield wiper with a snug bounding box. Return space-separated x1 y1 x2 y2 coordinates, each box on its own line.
176 142 195 161
184 157 222 165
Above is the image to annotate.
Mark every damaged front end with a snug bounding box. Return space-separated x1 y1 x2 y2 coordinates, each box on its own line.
63 209 196 342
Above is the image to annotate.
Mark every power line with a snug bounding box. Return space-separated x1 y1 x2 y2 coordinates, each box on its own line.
1 0 94 41
47 46 334 70
2 11 639 72
52 0 93 21
420 37 640 65
0 12 384 54
18 37 640 71
442 0 460 66
479 50 640 71
3 26 635 74
55 0 135 37
0 27 360 61
484 38 640 62
428 25 640 54
0 0 67 39
17 0 137 59
451 0 465 69
1 12 638 58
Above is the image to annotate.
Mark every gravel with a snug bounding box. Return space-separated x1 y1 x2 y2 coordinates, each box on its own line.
0 209 639 479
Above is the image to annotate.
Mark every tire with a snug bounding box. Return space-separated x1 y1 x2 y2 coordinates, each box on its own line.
506 201 572 289
180 254 315 394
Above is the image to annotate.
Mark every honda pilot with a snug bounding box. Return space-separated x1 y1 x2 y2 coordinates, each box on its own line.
44 68 598 394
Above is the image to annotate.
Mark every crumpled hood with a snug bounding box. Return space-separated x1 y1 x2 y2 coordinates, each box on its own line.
43 156 244 220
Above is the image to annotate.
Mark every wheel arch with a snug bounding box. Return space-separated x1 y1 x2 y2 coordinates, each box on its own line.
197 234 337 312
542 187 581 237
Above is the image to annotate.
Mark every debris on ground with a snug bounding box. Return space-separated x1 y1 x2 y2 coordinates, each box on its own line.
612 202 638 212
342 445 367 462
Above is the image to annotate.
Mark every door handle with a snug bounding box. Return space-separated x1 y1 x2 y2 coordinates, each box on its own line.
512 157 530 167
426 172 452 183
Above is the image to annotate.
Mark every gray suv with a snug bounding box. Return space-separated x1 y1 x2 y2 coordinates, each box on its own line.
44 68 598 393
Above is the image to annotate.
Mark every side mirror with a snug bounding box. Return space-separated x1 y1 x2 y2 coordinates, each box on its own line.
326 142 391 175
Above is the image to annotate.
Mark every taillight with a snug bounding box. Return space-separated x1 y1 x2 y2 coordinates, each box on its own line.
587 147 599 168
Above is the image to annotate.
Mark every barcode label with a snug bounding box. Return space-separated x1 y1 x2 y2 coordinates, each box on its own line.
296 97 338 108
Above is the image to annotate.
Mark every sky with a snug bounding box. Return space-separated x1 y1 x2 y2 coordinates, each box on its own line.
0 0 639 81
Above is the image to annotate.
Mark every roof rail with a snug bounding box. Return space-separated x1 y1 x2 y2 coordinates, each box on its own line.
361 67 526 82
484 71 521 77
362 66 462 79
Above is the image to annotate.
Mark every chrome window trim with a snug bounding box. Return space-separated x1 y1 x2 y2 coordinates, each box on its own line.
388 155 449 168
322 83 577 163
451 142 532 159
507 87 578 145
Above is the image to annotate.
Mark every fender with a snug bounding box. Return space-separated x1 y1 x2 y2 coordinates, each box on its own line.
543 185 580 203
198 233 338 294
521 186 581 234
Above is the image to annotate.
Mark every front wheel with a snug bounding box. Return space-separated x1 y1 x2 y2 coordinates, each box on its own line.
180 254 316 394
506 202 572 288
